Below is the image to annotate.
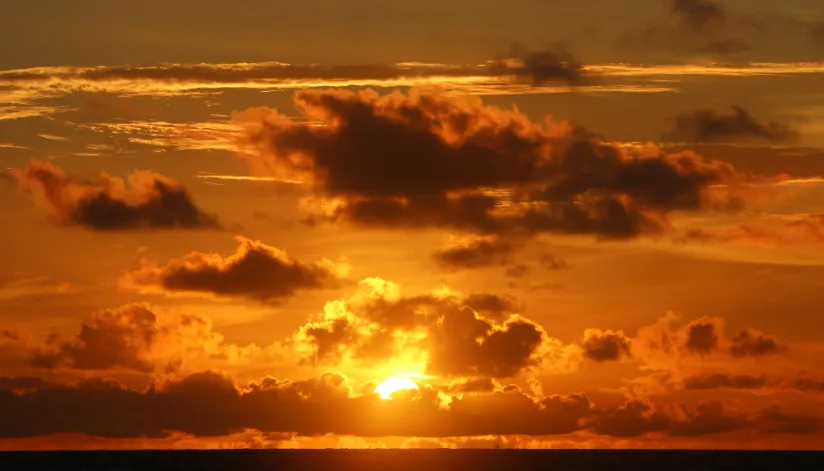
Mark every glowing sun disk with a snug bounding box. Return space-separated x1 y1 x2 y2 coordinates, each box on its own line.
375 377 419 399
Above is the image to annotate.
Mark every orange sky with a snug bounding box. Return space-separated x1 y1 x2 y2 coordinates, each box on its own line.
1 0 824 451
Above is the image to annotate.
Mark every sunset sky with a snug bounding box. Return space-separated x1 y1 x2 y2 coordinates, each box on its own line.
2 0 824 451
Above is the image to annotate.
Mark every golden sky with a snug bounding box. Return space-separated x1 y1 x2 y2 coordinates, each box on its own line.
1 0 824 451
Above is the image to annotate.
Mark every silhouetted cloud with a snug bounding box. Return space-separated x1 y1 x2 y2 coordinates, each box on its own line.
124 236 348 302
489 46 587 86
684 317 722 354
671 0 726 33
580 329 632 362
237 89 747 240
433 236 512 269
729 328 785 357
13 160 219 231
682 373 768 390
663 106 799 143
2 371 820 439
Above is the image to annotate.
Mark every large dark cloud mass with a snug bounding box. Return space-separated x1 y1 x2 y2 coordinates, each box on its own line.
124 236 346 302
1 371 821 439
663 106 799 143
13 160 219 230
237 89 746 240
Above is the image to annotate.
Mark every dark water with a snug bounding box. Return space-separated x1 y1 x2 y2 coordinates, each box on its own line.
1 450 823 471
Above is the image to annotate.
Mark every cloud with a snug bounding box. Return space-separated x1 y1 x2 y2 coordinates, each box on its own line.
292 278 576 378
632 313 786 362
580 329 632 362
670 0 726 33
237 89 747 240
27 304 229 373
684 317 722 354
2 371 821 440
663 106 799 143
13 160 220 231
729 328 786 358
432 236 513 269
123 236 348 302
490 46 586 86
682 373 769 390
682 214 824 247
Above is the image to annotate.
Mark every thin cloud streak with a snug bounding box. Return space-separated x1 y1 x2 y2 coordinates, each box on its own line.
0 60 821 100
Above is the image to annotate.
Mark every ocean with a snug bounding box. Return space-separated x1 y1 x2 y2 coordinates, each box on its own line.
0 450 823 471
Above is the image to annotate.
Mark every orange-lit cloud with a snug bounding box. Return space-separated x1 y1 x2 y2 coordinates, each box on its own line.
12 160 220 231
26 303 242 373
123 236 349 302
292 278 576 379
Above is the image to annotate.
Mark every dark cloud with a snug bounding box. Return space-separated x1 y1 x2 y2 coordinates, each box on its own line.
2 371 820 439
663 106 799 143
730 328 785 358
540 254 569 270
432 237 512 269
682 373 768 390
13 160 219 231
504 264 530 278
489 46 586 86
237 89 746 240
293 279 569 378
580 329 632 362
684 317 722 355
27 304 225 373
124 236 346 302
670 0 726 33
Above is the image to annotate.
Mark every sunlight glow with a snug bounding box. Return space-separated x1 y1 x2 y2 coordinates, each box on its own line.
375 377 419 400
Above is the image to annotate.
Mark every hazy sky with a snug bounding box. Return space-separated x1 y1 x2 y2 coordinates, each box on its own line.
1 0 824 451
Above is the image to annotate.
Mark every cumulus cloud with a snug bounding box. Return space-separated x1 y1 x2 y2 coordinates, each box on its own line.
27 304 230 373
729 328 786 358
292 278 576 378
633 313 786 362
580 329 632 362
2 371 821 440
123 236 348 302
663 106 799 143
13 160 219 230
237 89 749 240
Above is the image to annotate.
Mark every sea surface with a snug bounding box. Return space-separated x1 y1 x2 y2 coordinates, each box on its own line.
0 450 822 471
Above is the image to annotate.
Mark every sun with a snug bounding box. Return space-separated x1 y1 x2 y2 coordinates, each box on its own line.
374 376 419 400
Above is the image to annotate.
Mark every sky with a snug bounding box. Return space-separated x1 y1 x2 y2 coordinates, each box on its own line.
1 0 824 451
